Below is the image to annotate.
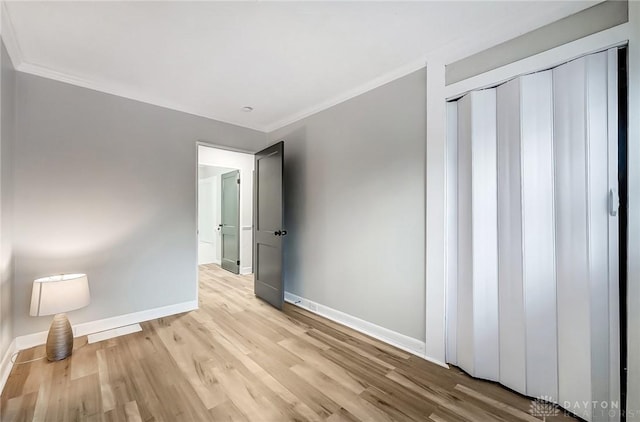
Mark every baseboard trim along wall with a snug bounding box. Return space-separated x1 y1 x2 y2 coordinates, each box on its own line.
284 292 449 369
15 300 198 350
87 323 143 344
2 294 449 393
0 300 198 393
0 339 17 394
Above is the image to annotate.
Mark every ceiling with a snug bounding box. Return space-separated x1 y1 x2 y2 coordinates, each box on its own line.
4 1 598 132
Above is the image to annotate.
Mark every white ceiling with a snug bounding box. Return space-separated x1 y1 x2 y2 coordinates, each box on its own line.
4 1 598 132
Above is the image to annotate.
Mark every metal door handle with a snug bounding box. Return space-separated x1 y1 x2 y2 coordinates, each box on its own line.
217 224 222 231
281 230 287 236
609 189 619 217
274 230 287 236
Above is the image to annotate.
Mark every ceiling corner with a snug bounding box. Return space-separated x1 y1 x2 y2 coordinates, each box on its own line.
264 58 427 133
1 2 23 68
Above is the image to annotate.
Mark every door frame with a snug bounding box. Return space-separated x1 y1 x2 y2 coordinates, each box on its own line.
443 24 629 101
195 141 257 305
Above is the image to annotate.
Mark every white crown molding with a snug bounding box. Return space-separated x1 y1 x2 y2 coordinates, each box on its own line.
1 2 269 131
2 0 428 136
264 59 427 133
0 2 599 136
14 57 428 136
284 291 449 369
263 3 597 133
16 61 269 132
1 1 23 68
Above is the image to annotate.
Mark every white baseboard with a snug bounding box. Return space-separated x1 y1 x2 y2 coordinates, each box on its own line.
198 259 221 266
87 324 142 344
14 331 47 351
0 339 17 394
14 300 198 351
284 292 448 369
240 266 252 275
422 353 450 368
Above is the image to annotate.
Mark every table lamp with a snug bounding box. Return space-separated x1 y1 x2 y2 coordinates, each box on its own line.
30 273 90 361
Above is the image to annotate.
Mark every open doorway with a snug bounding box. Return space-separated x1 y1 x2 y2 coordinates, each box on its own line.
197 141 286 310
197 145 255 276
198 165 238 269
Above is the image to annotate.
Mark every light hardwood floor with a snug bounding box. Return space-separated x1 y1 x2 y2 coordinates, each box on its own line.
1 264 578 421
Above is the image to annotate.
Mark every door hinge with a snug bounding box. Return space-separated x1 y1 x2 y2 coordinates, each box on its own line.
237 260 240 265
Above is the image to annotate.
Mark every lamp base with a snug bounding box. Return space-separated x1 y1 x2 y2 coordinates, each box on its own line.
46 313 73 361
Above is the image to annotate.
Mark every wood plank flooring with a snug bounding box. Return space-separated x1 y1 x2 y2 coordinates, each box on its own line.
1 264 578 421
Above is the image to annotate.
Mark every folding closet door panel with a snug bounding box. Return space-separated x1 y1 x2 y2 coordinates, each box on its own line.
520 70 558 400
496 78 526 392
605 48 620 413
470 89 499 381
446 101 459 365
553 56 593 419
585 51 613 419
456 94 475 375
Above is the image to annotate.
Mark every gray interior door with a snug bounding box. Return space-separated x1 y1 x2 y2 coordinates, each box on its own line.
221 170 240 274
254 141 285 309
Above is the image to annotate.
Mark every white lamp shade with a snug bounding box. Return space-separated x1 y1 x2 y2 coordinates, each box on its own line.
30 274 90 316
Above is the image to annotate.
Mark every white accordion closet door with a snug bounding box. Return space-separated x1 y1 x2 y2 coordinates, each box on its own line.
554 51 619 421
454 90 499 381
446 47 620 422
455 93 473 374
519 71 558 401
445 101 458 366
496 76 527 395
495 71 559 398
470 89 499 382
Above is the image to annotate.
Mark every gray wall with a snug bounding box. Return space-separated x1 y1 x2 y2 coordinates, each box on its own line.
12 73 266 336
446 0 628 85
1 42 15 356
269 69 426 341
